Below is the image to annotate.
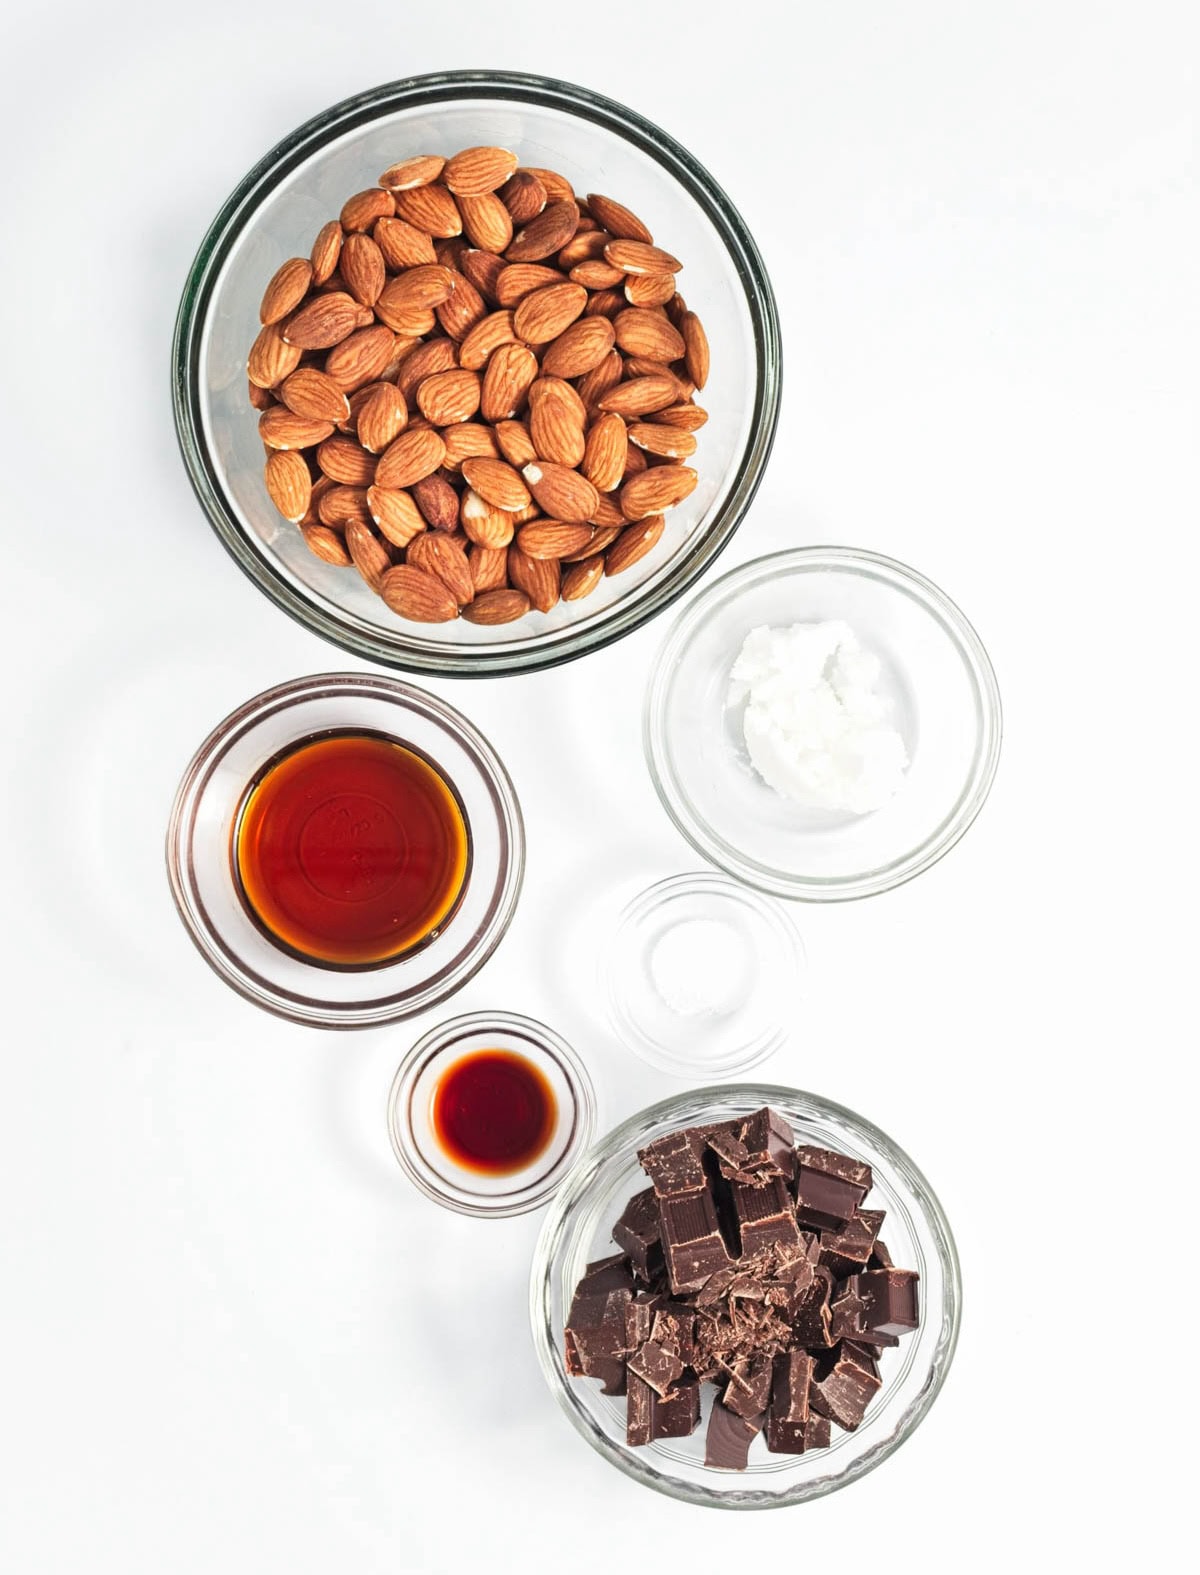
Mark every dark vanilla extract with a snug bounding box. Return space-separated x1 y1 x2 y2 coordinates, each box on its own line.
432 1051 556 1175
234 731 470 968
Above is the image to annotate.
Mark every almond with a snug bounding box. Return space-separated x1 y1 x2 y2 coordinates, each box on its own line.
574 349 625 411
563 523 621 560
382 263 458 314
494 263 565 306
522 461 599 523
614 307 686 362
624 272 678 308
457 192 514 253
340 188 395 232
681 311 710 389
561 554 605 600
355 384 408 454
469 543 510 592
621 355 681 384
557 229 611 268
590 492 627 530
319 486 371 527
264 450 312 522
279 367 351 423
506 199 580 263
374 215 438 269
495 418 536 467
396 338 460 402
522 167 575 204
310 221 343 285
581 412 628 492
412 473 460 532
529 375 586 423
460 488 517 548
461 456 531 512
441 421 500 470
513 281 588 343
480 342 538 422
604 238 682 275
248 378 273 412
444 145 519 196
282 292 361 350
416 368 481 425
598 375 679 417
530 382 586 468
435 270 487 342
460 247 506 302
375 426 447 489
407 532 474 605
259 406 334 450
583 287 626 319
301 524 353 566
499 171 546 225
340 233 386 306
569 259 627 291
247 322 303 387
380 564 459 622
392 184 462 237
585 193 653 243
260 257 313 324
619 465 697 520
516 520 594 560
458 309 518 371
462 587 531 624
317 434 376 486
649 401 708 431
344 517 392 592
368 485 426 546
323 325 396 392
379 154 446 191
624 441 647 477
507 544 560 612
605 515 666 574
628 421 697 459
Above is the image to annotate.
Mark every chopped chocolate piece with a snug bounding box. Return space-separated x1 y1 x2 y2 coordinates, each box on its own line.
794 1146 871 1230
764 1349 814 1452
829 1277 869 1341
573 1253 635 1299
810 1340 882 1431
796 1146 872 1189
660 1188 733 1295
735 1107 797 1183
841 1340 883 1379
627 1338 685 1399
652 1302 696 1367
565 1259 635 1395
732 1175 803 1258
696 1267 739 1306
869 1238 894 1270
724 1354 773 1419
612 1186 664 1281
624 1293 661 1353
789 1267 834 1348
566 1321 630 1391
855 1268 920 1338
705 1400 766 1469
586 1357 628 1395
819 1208 885 1279
654 1378 701 1439
627 1372 655 1447
638 1128 707 1198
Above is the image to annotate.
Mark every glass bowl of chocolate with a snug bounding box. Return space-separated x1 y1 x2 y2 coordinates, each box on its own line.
530 1087 960 1508
166 672 523 1027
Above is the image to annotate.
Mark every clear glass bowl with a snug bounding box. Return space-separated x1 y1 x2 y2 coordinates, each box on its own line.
644 548 1003 900
172 70 781 677
604 872 806 1076
165 673 524 1027
388 1011 597 1217
530 1084 960 1509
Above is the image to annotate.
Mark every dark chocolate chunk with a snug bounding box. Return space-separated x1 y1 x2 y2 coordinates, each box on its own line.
624 1293 661 1353
627 1372 655 1447
723 1353 773 1419
566 1320 630 1393
732 1175 803 1258
705 1400 765 1469
794 1146 871 1230
810 1340 882 1431
638 1129 707 1198
796 1146 872 1189
819 1208 885 1279
654 1378 701 1439
869 1238 894 1270
612 1186 664 1282
726 1107 797 1185
829 1276 870 1342
764 1348 814 1453
789 1267 834 1348
627 1338 685 1399
855 1268 920 1338
565 1257 635 1393
652 1302 696 1367
660 1188 733 1294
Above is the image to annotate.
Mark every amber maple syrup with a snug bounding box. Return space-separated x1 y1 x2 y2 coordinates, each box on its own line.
431 1051 557 1175
233 730 470 969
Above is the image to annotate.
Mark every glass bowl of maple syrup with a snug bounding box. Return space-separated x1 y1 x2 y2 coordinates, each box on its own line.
388 1012 597 1216
166 673 524 1027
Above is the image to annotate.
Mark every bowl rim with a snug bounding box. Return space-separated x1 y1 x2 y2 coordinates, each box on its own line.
171 69 783 678
164 670 525 1028
529 1082 962 1510
643 545 1004 901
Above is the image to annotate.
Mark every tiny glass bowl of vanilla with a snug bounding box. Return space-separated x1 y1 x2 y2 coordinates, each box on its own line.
644 548 1002 901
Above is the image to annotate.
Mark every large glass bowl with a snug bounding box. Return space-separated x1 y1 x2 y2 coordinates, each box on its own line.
530 1085 960 1509
644 548 1002 900
172 71 781 677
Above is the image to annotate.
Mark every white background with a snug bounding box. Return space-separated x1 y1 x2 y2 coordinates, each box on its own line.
1 3 1196 1570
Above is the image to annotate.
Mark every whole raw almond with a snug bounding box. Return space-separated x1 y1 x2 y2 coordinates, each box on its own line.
516 520 594 560
407 532 474 605
598 375 679 417
481 342 538 422
379 154 446 191
412 473 460 532
522 461 599 523
247 322 303 387
494 263 565 306
604 238 682 275
605 514 666 574
356 384 408 454
396 338 460 402
614 307 686 362
458 309 518 371
495 418 536 467
506 199 580 263
325 325 397 391
301 524 353 566
529 375 586 423
530 384 586 468
624 272 677 308
507 544 560 612
562 523 621 560
456 192 514 254
416 368 481 425
681 311 710 389
310 221 343 285
441 422 500 470
557 229 611 268
340 188 395 232
393 184 462 238
260 257 313 324
585 193 653 243
628 421 697 459
316 434 376 486
435 270 486 342
368 485 426 546
544 319 616 380
469 543 510 592
344 517 392 592
590 492 627 530
444 145 519 196
583 288 626 319
380 264 457 314
248 378 273 411
462 587 531 624
340 233 386 306
619 465 697 519
569 259 627 291
460 488 516 548
374 215 438 269
264 450 312 522
380 564 458 622
522 167 575 202
575 349 624 411
621 355 682 385
499 171 546 225
279 366 351 423
319 486 371 527
282 292 361 350
581 412 628 492
460 247 506 302
624 441 648 477
513 281 588 344
561 554 605 600
375 426 447 489
649 401 709 431
259 406 334 450
461 456 531 512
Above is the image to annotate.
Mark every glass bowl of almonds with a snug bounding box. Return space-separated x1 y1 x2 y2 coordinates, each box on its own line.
173 70 781 676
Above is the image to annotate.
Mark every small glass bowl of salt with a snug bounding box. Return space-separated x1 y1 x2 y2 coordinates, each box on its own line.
604 872 806 1076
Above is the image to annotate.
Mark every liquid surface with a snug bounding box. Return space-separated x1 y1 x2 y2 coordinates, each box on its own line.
234 731 469 967
431 1051 557 1175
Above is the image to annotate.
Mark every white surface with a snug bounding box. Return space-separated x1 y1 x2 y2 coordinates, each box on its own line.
0 3 1195 1570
